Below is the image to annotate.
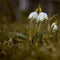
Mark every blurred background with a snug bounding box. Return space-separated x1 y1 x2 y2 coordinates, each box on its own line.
0 0 60 60
0 0 60 22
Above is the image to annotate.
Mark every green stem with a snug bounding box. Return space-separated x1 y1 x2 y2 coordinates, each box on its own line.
29 20 32 41
48 14 50 32
55 31 58 41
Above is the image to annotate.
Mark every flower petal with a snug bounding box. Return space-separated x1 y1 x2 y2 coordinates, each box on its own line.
28 12 38 20
37 12 48 22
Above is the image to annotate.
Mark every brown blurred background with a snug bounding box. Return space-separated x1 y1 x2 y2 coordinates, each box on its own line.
0 0 60 22
0 1 60 60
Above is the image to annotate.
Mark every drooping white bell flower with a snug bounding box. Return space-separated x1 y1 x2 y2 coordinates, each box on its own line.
53 25 58 32
37 12 48 22
51 22 56 28
51 22 58 32
28 12 38 20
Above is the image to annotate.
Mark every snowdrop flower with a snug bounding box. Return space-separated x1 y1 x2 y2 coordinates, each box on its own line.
51 23 56 28
28 12 38 20
51 22 58 32
28 5 48 22
37 12 48 22
28 5 42 20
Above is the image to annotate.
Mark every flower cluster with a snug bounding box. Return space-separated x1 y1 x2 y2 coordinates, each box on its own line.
28 5 58 33
28 5 59 45
28 5 48 22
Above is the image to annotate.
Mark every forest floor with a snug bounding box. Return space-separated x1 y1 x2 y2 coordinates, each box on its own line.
0 18 60 60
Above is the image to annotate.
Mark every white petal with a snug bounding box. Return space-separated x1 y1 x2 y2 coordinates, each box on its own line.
53 25 58 32
51 23 56 28
28 12 38 20
37 12 48 22
44 13 48 20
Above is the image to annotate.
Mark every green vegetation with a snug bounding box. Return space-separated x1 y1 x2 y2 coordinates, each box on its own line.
0 15 60 60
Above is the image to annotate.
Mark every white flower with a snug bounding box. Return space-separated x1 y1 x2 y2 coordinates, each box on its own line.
51 23 56 28
28 12 38 20
53 25 58 32
51 23 58 32
37 12 48 22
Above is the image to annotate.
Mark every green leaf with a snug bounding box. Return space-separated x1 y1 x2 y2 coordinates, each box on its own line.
9 32 27 40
